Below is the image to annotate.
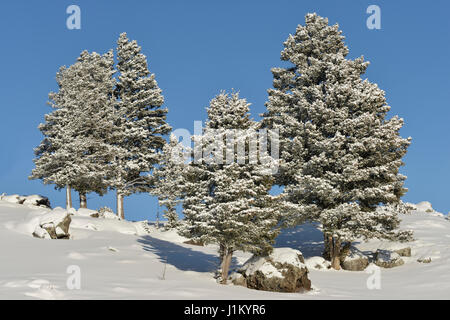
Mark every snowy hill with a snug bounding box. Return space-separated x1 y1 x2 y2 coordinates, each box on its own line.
0 200 449 299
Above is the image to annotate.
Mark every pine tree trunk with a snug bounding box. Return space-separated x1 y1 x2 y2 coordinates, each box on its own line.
330 238 342 270
220 246 233 284
66 185 72 210
323 233 342 270
323 233 332 260
117 191 124 220
79 192 87 209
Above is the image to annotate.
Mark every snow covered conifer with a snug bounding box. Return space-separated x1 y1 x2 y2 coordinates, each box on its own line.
261 14 412 269
150 134 188 229
31 51 116 209
179 92 280 283
111 33 171 219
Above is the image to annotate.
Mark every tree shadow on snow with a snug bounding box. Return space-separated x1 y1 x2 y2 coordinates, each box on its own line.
137 236 238 273
275 222 325 258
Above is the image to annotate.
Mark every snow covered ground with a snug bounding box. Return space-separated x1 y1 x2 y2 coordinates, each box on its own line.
0 200 449 299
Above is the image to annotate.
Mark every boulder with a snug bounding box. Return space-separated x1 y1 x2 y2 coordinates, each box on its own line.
375 250 404 268
304 256 331 270
229 272 246 287
22 195 51 208
417 257 432 264
377 242 412 257
394 247 411 257
341 249 369 271
98 207 120 220
33 210 71 239
1 194 24 204
232 248 311 293
416 201 434 213
1 194 51 208
32 226 51 239
76 208 100 218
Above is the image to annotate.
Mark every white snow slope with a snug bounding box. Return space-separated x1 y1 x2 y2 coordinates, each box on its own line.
0 201 449 300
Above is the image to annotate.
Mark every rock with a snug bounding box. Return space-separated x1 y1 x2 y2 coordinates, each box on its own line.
1 194 24 204
42 223 58 239
416 201 434 212
76 208 100 218
341 249 369 271
376 242 412 257
22 195 51 208
233 248 311 293
229 272 247 287
375 250 404 268
32 226 51 239
183 239 204 246
1 194 51 208
394 247 411 257
417 257 432 264
33 210 72 239
66 207 77 215
98 207 120 220
304 256 331 270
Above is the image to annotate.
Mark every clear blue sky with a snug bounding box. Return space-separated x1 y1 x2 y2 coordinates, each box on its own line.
0 1 448 220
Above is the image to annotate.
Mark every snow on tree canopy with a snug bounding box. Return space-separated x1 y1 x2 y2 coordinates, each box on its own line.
260 13 412 268
30 50 117 201
179 91 281 283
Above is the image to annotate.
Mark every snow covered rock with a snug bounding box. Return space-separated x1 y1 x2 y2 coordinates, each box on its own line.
304 256 331 270
413 202 445 217
376 242 412 257
1 194 24 204
98 207 120 220
0 194 50 208
415 201 434 213
393 247 411 257
341 249 369 271
32 226 51 239
232 248 311 293
22 195 51 208
229 272 246 287
32 209 71 239
75 208 99 218
375 250 404 268
417 257 432 264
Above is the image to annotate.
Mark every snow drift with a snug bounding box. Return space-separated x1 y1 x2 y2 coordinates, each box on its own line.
0 199 449 299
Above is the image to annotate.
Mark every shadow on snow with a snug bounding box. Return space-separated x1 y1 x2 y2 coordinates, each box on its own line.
274 222 325 258
137 235 238 273
138 222 325 273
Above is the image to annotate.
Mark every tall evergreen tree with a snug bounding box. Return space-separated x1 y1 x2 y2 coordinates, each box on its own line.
179 92 280 283
261 14 412 269
31 51 116 209
150 134 187 229
110 33 171 219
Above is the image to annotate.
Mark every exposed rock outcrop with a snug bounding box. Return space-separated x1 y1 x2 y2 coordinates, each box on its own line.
0 194 51 208
341 249 369 271
231 248 311 293
375 250 404 268
32 209 71 239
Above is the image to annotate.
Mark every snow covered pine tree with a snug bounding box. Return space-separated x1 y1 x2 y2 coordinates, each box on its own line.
179 92 280 283
150 134 188 229
261 14 412 270
31 51 116 209
111 33 171 219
